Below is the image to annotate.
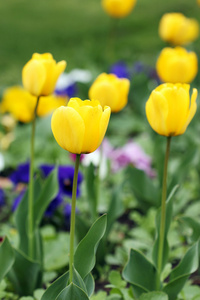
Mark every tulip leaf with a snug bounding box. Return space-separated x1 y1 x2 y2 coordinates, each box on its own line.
7 248 41 296
97 183 125 263
152 185 178 271
56 283 89 300
126 166 160 208
14 178 41 256
178 216 200 243
14 169 59 260
85 163 97 221
84 273 94 297
139 291 168 300
0 237 15 282
41 271 69 300
74 214 107 279
72 266 88 295
162 240 199 300
122 249 158 299
34 168 59 227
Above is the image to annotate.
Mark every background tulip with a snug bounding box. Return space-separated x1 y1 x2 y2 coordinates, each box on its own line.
51 98 111 154
156 47 198 83
159 13 199 45
0 86 67 122
101 0 137 18
146 83 197 136
89 73 130 113
22 53 66 97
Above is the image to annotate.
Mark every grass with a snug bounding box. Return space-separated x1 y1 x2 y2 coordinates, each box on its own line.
0 0 199 87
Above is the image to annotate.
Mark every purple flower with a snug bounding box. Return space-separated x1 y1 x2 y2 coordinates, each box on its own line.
0 189 5 207
45 193 63 217
9 162 29 184
132 61 145 74
55 83 78 98
101 139 155 177
58 166 83 197
64 203 72 219
12 190 25 211
40 165 83 197
110 61 130 79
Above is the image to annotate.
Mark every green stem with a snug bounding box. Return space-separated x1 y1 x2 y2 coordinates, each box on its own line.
69 154 81 283
28 96 40 260
94 144 103 221
157 136 171 289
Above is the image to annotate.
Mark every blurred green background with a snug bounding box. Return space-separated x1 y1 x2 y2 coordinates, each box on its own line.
0 0 199 89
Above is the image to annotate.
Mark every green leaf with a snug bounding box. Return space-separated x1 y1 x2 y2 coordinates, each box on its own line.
139 291 168 300
178 216 200 243
0 237 15 282
43 232 70 271
74 214 107 279
72 266 88 295
126 166 160 208
97 184 125 263
163 241 199 300
7 248 41 296
14 178 41 256
108 270 126 289
85 163 97 221
14 169 59 261
122 249 158 298
152 185 178 271
84 273 95 297
56 283 89 300
41 271 69 300
34 168 59 227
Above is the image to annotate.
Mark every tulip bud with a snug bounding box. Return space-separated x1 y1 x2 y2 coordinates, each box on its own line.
159 13 199 45
101 0 137 18
156 47 198 83
51 98 111 154
89 73 130 113
146 83 197 136
22 53 67 97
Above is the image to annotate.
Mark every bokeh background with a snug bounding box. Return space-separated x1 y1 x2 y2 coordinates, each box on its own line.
1 0 199 88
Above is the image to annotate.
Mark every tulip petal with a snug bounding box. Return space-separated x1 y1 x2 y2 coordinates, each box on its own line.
146 91 168 136
51 106 85 154
89 81 118 111
97 106 111 148
179 88 197 134
162 86 189 135
22 60 46 97
77 104 103 153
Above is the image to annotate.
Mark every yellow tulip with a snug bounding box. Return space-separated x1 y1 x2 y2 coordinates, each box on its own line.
22 53 66 97
101 0 137 18
146 83 197 136
89 73 130 113
0 86 36 123
37 95 68 117
159 13 199 45
156 47 198 83
0 86 67 123
198 0 200 6
51 98 111 154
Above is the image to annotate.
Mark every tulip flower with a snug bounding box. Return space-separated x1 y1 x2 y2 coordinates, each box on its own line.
102 0 137 18
156 47 198 84
146 83 197 137
89 73 130 113
159 13 199 45
22 53 66 97
0 86 67 122
51 97 111 154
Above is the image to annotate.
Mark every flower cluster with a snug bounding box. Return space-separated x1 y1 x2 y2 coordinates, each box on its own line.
159 12 199 45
